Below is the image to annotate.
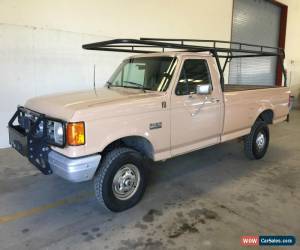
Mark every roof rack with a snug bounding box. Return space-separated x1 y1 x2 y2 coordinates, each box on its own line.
82 37 284 58
82 38 287 88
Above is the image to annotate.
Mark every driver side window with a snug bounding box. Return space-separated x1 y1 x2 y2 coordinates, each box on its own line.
175 59 212 96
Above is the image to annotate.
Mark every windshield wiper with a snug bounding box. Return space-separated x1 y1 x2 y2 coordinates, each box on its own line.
123 81 149 92
121 85 152 92
123 80 143 88
107 81 152 92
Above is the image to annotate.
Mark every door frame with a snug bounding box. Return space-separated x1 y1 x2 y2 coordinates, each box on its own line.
170 55 223 157
270 0 288 86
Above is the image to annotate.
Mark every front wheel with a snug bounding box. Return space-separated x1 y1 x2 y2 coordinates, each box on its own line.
244 120 269 160
94 147 147 212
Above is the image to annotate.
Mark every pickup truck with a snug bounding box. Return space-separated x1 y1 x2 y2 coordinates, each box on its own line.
8 38 290 212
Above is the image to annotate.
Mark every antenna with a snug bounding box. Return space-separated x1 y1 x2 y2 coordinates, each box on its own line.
93 64 96 91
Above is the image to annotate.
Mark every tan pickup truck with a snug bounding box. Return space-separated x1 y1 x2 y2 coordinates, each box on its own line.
8 38 290 212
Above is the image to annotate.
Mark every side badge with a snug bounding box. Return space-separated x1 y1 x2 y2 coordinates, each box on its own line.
150 122 162 130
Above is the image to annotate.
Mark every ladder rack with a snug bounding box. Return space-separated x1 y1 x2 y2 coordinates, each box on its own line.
82 37 287 88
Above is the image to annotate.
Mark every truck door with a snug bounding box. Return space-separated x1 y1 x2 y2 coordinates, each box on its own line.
170 57 223 156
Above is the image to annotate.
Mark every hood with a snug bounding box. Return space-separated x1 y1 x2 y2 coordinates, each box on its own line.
25 87 164 121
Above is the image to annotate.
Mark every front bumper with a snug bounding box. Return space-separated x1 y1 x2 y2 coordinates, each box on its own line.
8 107 101 182
48 151 101 182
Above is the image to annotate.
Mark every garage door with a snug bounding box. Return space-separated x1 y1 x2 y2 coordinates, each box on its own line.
229 0 281 85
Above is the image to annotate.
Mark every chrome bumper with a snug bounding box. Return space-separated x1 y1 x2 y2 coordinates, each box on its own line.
48 151 101 182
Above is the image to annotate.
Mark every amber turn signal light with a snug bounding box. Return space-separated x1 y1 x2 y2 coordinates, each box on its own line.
66 122 85 146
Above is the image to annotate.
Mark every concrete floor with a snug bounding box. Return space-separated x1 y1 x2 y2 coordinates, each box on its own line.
0 111 299 250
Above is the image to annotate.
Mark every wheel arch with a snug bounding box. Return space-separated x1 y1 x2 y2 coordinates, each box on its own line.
255 109 274 124
101 135 155 160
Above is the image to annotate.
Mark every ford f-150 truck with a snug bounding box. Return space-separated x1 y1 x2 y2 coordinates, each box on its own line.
8 38 290 212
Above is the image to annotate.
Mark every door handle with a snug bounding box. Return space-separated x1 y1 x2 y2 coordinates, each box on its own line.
184 96 220 117
190 98 220 116
208 97 220 103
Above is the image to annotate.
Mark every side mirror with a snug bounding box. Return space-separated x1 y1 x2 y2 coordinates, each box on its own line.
196 84 212 95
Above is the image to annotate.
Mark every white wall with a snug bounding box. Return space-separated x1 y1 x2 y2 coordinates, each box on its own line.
0 25 127 147
0 0 234 148
0 0 233 39
0 0 299 148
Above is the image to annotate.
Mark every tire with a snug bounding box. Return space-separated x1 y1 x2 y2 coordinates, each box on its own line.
244 120 269 160
94 147 147 212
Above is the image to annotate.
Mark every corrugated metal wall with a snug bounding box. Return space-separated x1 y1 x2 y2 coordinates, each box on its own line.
229 0 281 85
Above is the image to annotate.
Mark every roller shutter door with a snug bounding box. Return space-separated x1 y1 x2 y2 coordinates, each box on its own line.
229 0 281 85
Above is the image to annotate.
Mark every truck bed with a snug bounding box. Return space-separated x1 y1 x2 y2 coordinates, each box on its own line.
221 85 290 142
224 84 278 92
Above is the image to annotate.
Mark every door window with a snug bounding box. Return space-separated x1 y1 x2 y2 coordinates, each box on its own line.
175 59 212 95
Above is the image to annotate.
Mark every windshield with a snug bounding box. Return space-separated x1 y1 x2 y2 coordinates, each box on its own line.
108 56 177 91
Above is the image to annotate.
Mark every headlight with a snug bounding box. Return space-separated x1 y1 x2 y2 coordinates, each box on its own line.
46 120 65 146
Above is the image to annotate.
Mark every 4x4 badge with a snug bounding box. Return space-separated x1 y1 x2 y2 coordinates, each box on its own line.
150 122 162 130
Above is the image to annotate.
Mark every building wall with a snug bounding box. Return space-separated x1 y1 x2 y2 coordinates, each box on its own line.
0 0 298 148
0 0 233 39
280 0 300 107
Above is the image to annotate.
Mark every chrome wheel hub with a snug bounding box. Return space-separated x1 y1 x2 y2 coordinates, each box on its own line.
112 164 140 200
256 132 265 150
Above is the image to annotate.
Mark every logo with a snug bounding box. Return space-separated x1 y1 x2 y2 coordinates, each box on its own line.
241 235 296 247
149 122 162 130
241 236 259 246
260 236 296 246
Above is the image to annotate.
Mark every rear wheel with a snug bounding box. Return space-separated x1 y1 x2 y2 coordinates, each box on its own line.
244 120 269 160
94 147 147 212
